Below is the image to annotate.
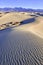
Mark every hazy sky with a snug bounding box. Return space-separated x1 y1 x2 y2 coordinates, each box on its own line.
0 0 43 9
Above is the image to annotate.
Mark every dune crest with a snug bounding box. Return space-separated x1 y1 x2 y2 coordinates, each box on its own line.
0 12 43 38
29 17 43 38
15 16 43 38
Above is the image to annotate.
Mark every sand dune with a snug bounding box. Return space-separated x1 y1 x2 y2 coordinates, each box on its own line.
0 12 43 38
29 17 43 38
0 12 31 25
0 12 32 30
0 29 43 65
0 12 43 65
0 12 6 17
15 16 43 38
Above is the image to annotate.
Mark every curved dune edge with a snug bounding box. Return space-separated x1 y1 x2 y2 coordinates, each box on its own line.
29 17 43 38
29 30 43 39
15 26 43 39
0 12 32 25
15 16 43 39
29 24 43 39
0 12 43 39
0 12 32 30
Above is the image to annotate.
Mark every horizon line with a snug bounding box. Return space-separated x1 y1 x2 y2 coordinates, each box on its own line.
0 7 43 10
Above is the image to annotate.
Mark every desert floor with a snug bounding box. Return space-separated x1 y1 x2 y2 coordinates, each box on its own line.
0 12 43 65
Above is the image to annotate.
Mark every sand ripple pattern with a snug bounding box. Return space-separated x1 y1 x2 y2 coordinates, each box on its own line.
0 30 43 65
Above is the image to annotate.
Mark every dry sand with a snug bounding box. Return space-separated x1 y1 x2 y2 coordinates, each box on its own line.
0 12 43 38
15 16 43 38
0 29 43 65
0 12 32 25
29 17 43 38
0 12 43 65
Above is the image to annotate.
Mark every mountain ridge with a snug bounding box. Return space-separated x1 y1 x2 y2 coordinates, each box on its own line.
0 7 43 12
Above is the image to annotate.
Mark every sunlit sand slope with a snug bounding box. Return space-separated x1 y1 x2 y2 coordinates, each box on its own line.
0 12 43 38
15 16 43 38
0 12 6 17
0 12 31 25
29 17 43 38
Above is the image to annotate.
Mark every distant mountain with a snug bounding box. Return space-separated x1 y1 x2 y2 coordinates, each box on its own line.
0 7 43 12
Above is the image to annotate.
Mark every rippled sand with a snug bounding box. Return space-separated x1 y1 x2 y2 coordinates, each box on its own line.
0 29 43 65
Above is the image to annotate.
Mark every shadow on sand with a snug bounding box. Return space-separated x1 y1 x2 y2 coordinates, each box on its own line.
0 28 12 45
0 27 12 34
0 17 36 32
20 18 35 25
36 13 43 16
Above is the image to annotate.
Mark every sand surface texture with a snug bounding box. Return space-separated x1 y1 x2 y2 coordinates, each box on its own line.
0 12 43 65
0 29 43 65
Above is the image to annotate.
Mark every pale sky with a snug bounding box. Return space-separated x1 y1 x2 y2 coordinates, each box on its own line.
0 0 43 9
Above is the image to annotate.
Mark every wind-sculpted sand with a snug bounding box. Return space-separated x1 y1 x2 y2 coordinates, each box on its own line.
0 29 43 65
0 12 43 65
0 12 32 30
15 16 43 38
28 17 43 38
0 12 32 25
